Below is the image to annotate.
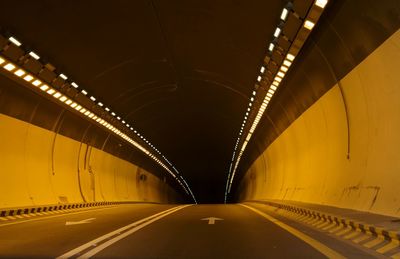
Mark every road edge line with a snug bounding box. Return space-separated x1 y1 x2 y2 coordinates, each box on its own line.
239 204 346 259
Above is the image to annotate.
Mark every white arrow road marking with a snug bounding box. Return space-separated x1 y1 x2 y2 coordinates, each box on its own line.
66 218 96 226
201 217 224 225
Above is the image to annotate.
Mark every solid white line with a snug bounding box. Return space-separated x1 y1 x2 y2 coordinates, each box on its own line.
57 205 190 259
78 205 190 258
240 204 345 259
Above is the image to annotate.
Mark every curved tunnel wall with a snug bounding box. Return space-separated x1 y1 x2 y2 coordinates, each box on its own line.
238 28 400 217
0 112 180 208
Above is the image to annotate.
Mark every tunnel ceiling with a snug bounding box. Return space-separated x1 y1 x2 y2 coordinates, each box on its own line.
0 0 286 203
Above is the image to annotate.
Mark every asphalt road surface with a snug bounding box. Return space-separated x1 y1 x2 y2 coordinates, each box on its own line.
0 203 379 258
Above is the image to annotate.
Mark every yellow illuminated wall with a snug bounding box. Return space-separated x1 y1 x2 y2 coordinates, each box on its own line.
0 113 179 208
238 28 400 217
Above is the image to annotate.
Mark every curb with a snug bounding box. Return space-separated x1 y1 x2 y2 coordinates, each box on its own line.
0 201 160 219
247 200 400 257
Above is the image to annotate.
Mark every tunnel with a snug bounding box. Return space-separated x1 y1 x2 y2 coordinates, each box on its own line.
0 0 400 258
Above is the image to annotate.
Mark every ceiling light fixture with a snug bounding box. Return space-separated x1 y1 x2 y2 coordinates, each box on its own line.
315 0 328 8
274 27 281 38
280 8 289 20
14 69 26 77
29 51 40 60
53 92 62 98
283 60 292 67
32 79 42 86
23 75 34 82
269 43 275 52
286 53 295 61
9 37 21 46
4 63 16 71
304 20 315 30
40 85 49 91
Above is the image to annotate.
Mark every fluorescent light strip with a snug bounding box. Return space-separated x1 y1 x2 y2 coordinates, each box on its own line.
304 20 315 30
315 0 328 8
225 1 328 203
32 79 42 86
0 53 196 203
4 63 16 71
283 60 292 67
29 51 40 60
269 43 274 52
286 53 295 61
14 69 26 77
281 8 289 20
9 37 21 46
24 75 34 82
40 85 49 91
274 27 281 38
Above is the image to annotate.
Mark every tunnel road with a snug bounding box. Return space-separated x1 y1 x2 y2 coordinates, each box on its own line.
0 204 380 258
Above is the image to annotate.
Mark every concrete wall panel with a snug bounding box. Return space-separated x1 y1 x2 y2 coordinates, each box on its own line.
52 134 83 203
0 113 179 209
0 115 32 207
25 126 58 205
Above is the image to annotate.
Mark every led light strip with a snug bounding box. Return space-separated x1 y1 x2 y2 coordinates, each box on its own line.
0 40 196 203
224 0 329 203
